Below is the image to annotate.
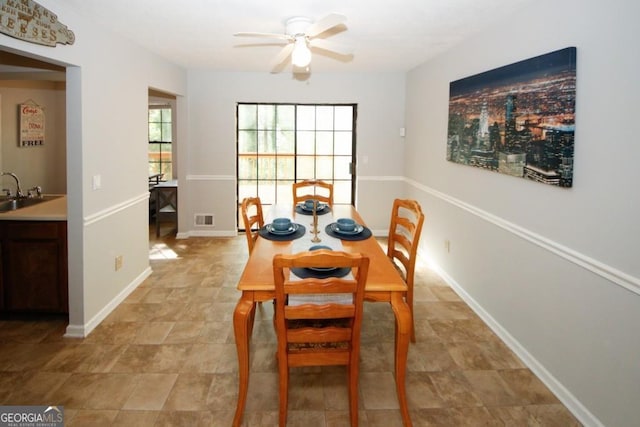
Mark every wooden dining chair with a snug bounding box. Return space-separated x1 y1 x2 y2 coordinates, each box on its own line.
240 197 264 254
273 250 370 427
292 179 334 207
387 198 425 343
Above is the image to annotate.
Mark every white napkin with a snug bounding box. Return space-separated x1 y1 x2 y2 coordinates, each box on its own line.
288 215 353 306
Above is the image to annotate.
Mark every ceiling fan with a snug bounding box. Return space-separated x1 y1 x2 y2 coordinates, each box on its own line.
233 13 352 72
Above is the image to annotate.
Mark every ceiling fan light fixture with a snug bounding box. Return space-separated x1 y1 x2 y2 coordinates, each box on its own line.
234 14 348 73
291 37 311 67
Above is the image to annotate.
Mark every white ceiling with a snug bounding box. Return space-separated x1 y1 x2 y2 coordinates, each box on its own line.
64 0 533 73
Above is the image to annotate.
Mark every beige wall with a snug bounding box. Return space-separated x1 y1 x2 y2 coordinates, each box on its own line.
1 0 188 336
182 70 406 236
0 80 66 194
404 0 640 425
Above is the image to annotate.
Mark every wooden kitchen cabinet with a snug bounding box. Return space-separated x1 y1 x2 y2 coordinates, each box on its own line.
0 221 68 313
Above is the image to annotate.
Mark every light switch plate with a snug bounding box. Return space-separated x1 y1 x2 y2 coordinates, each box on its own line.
92 174 101 190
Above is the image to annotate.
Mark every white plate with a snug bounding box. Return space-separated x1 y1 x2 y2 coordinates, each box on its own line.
331 223 364 235
300 203 327 212
266 223 299 235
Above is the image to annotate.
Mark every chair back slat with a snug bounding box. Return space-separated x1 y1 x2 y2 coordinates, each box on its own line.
287 327 353 343
292 180 334 207
288 352 350 367
285 304 355 320
285 279 358 295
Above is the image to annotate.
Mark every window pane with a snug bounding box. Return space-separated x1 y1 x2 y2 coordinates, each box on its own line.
297 131 315 155
296 156 315 179
258 182 276 204
161 162 172 179
276 181 294 205
161 123 172 142
277 130 295 154
149 142 161 153
149 109 161 122
258 105 276 129
334 132 352 155
160 108 172 122
297 106 315 130
316 156 333 180
316 106 334 130
335 106 353 131
238 104 257 129
149 123 162 141
149 162 161 175
277 105 295 130
238 130 257 153
238 180 256 201
258 130 276 153
277 156 294 180
258 156 275 179
334 181 351 204
149 141 172 178
334 156 351 179
238 157 257 179
316 131 333 155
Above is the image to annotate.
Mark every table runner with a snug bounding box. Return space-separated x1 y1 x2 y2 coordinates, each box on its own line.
288 214 353 305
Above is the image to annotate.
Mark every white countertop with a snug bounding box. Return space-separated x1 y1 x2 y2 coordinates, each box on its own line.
0 195 67 221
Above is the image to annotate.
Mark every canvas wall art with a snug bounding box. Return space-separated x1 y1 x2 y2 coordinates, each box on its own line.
446 47 576 187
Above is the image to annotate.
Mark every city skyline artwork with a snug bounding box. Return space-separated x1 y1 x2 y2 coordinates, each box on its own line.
446 47 577 187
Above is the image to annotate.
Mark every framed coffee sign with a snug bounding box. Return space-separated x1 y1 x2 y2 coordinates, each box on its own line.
0 0 75 46
20 102 45 147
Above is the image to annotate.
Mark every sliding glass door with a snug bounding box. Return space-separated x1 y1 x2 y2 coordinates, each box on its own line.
237 103 356 228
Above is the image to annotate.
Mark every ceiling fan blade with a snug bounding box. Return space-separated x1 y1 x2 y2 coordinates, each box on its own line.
234 32 291 41
270 43 295 71
305 13 346 38
308 38 353 56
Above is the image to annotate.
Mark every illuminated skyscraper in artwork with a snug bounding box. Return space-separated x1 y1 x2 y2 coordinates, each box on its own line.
477 101 490 148
504 94 517 149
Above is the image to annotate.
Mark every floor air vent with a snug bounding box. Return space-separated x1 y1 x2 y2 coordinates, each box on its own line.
194 214 214 227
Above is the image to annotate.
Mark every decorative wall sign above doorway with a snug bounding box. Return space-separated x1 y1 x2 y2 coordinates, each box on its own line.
0 0 75 46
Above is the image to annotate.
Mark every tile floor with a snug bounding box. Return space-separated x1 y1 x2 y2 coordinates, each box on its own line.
0 229 582 426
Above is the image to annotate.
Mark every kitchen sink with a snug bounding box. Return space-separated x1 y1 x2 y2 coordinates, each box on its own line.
0 196 60 212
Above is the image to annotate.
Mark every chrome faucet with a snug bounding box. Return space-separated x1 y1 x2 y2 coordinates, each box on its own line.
28 186 43 198
1 172 24 198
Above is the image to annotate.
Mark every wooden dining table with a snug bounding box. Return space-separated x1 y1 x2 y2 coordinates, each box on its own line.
232 204 413 427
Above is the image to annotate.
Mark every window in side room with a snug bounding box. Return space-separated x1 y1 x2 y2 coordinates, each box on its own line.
149 106 172 180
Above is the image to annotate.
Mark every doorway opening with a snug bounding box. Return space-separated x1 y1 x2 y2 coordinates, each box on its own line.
148 89 178 239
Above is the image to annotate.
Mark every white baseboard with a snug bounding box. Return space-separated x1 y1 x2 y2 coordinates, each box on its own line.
63 324 85 338
426 255 603 427
177 230 239 238
64 267 152 338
